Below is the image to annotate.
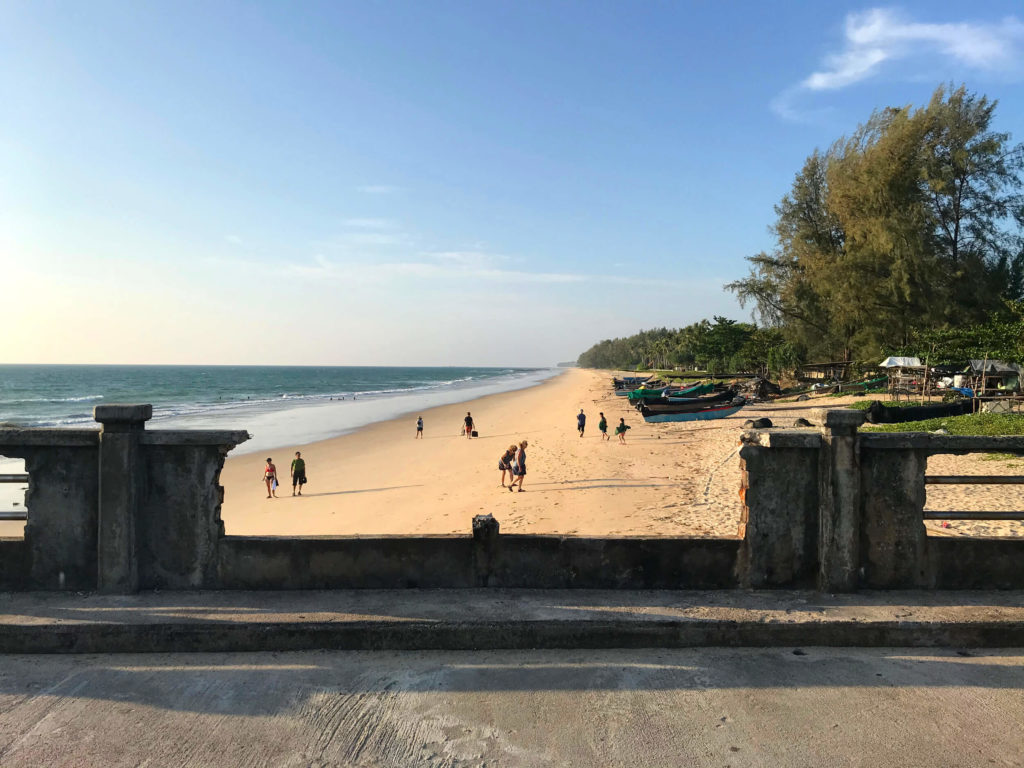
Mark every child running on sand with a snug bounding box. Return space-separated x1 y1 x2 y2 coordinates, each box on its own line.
498 444 518 487
508 440 528 492
598 412 609 440
615 418 630 444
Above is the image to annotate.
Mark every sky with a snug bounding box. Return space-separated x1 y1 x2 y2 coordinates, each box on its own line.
2 1 1024 366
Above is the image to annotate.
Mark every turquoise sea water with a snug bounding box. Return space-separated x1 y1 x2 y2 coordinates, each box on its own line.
0 365 559 459
0 365 544 428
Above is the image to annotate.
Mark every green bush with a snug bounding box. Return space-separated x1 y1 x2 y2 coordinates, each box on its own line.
862 413 1024 435
848 400 933 410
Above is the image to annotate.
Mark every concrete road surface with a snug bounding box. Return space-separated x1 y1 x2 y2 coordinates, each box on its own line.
0 648 1021 767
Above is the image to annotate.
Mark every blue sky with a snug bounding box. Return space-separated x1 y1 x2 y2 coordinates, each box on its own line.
3 1 1024 365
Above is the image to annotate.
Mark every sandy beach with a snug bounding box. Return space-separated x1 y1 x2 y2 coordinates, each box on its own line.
219 368 1024 539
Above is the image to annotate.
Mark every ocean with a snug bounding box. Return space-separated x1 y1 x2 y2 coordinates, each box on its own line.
0 365 559 455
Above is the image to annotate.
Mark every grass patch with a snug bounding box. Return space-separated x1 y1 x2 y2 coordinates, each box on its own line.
848 400 933 410
980 453 1024 463
825 387 887 398
861 413 1024 435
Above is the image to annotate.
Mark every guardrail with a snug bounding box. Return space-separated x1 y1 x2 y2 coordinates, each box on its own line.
0 472 28 522
924 474 1024 521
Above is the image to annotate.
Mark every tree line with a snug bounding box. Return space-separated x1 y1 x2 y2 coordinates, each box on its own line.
576 318 799 376
579 85 1024 373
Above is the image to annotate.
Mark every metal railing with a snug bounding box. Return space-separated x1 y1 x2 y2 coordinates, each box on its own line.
0 473 28 522
924 474 1024 521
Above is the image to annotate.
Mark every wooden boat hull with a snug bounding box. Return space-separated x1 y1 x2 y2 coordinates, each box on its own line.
628 383 712 405
639 390 737 411
640 402 745 423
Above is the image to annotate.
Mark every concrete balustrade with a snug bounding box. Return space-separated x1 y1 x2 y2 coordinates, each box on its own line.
0 406 1022 593
739 411 1024 591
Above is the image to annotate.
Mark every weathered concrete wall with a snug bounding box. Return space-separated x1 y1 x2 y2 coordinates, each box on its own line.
0 540 30 590
926 539 1024 589
219 535 740 590
2 408 1023 593
487 536 739 589
0 431 99 590
137 438 236 589
738 433 820 588
859 447 928 588
739 424 1024 591
219 536 477 589
0 412 245 593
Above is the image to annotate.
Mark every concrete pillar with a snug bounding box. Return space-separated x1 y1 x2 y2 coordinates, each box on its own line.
815 409 865 592
95 404 152 594
472 514 500 587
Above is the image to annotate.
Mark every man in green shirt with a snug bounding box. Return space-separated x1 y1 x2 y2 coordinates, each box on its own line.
290 451 307 496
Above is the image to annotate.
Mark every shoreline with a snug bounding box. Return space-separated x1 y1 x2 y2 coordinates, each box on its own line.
219 368 579 535
227 367 569 465
218 367 749 538
183 367 561 456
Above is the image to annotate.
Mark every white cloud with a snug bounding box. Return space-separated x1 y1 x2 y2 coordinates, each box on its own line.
225 234 242 245
775 8 1024 119
285 251 720 289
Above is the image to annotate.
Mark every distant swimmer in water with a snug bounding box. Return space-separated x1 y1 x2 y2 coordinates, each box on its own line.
464 412 475 438
415 416 424 439
577 409 586 437
615 418 631 444
290 451 307 496
263 458 278 498
598 412 609 441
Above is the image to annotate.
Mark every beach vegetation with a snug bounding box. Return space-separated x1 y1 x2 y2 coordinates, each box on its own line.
577 319 797 377
861 412 1024 435
726 84 1024 364
581 85 1024 377
848 400 936 410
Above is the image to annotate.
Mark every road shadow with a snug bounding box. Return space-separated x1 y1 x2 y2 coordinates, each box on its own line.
0 648 1020 722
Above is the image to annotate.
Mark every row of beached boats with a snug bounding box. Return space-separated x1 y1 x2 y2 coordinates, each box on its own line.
612 376 746 423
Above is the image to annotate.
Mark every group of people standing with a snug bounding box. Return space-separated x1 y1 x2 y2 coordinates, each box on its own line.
578 409 630 443
262 451 307 499
498 441 528 491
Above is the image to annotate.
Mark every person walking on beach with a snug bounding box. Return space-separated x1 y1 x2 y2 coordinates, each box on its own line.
263 458 278 499
598 412 609 440
508 440 528 492
615 418 630 444
290 451 307 496
415 416 424 439
498 444 518 487
577 409 586 438
464 412 475 438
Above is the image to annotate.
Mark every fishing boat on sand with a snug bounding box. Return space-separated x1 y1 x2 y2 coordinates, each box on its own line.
612 375 652 392
626 381 713 404
631 383 721 407
639 393 746 423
